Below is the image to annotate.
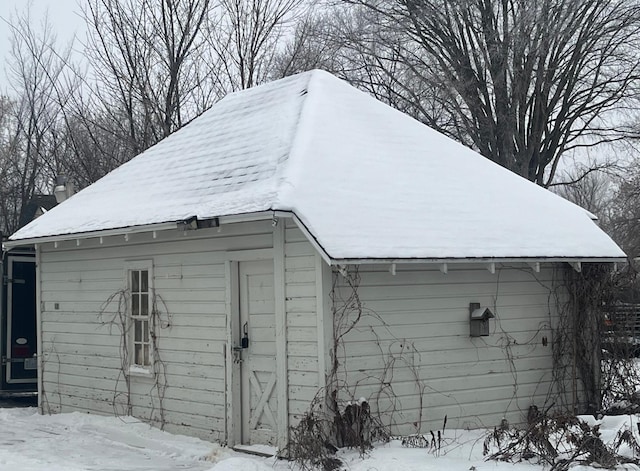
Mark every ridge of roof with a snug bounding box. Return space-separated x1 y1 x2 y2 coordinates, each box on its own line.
272 70 317 209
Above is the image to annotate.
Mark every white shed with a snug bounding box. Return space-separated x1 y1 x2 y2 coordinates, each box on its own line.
7 70 625 449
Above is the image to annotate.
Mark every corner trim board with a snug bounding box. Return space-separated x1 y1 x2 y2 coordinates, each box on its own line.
273 223 289 449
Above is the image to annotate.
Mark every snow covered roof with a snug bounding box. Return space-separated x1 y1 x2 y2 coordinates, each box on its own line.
9 70 625 261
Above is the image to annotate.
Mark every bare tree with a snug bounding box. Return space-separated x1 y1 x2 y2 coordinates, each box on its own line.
0 0 307 221
274 5 499 142
608 180 639 258
271 11 338 77
0 95 20 234
555 166 614 221
311 0 640 186
207 0 306 91
83 0 212 154
0 8 78 233
604 165 640 258
58 108 140 188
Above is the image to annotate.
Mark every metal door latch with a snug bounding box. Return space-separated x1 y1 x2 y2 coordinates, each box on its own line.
232 346 243 364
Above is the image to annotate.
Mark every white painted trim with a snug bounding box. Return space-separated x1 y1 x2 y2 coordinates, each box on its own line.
226 261 241 446
5 212 294 250
315 254 325 392
225 250 282 446
218 211 291 225
123 260 154 373
330 256 624 265
316 254 333 391
36 245 43 412
273 223 289 450
224 261 235 446
5 221 179 248
6 208 623 266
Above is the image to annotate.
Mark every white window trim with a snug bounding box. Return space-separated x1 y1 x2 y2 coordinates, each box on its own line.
124 260 154 376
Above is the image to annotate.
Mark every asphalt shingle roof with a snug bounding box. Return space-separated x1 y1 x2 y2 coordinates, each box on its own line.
10 70 625 260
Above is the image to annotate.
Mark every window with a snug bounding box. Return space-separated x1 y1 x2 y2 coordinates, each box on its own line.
128 264 152 369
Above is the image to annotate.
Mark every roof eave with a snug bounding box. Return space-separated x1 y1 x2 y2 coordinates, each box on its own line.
3 210 291 250
4 210 626 269
287 215 626 267
4 220 182 249
328 256 627 265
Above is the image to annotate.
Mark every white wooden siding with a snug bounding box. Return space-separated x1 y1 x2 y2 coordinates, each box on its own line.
284 220 320 425
333 263 562 435
39 221 273 442
38 214 567 443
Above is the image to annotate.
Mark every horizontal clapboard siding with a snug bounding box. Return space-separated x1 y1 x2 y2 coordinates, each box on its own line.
39 221 273 442
335 263 562 435
37 213 568 443
284 221 320 427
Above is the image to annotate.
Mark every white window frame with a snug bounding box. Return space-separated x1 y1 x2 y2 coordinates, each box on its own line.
125 261 154 374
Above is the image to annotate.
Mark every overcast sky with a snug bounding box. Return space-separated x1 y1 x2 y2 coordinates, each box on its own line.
0 0 85 88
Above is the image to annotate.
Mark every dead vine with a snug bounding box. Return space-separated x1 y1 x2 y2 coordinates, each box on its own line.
400 416 448 456
286 390 390 471
549 262 640 415
39 337 62 415
288 266 394 469
289 262 640 469
485 405 640 470
99 288 171 428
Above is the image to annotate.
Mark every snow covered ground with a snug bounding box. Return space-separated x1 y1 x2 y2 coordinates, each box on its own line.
0 407 638 471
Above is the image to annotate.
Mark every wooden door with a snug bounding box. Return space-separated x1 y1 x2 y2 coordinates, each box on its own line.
238 260 278 445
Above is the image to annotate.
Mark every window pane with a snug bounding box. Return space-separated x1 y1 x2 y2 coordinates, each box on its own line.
132 270 139 292
132 294 139 316
143 321 149 342
141 270 148 292
134 320 141 342
134 344 142 365
141 295 148 316
143 345 150 366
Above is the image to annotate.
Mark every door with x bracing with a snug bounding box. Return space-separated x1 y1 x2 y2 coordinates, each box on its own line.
236 260 278 445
